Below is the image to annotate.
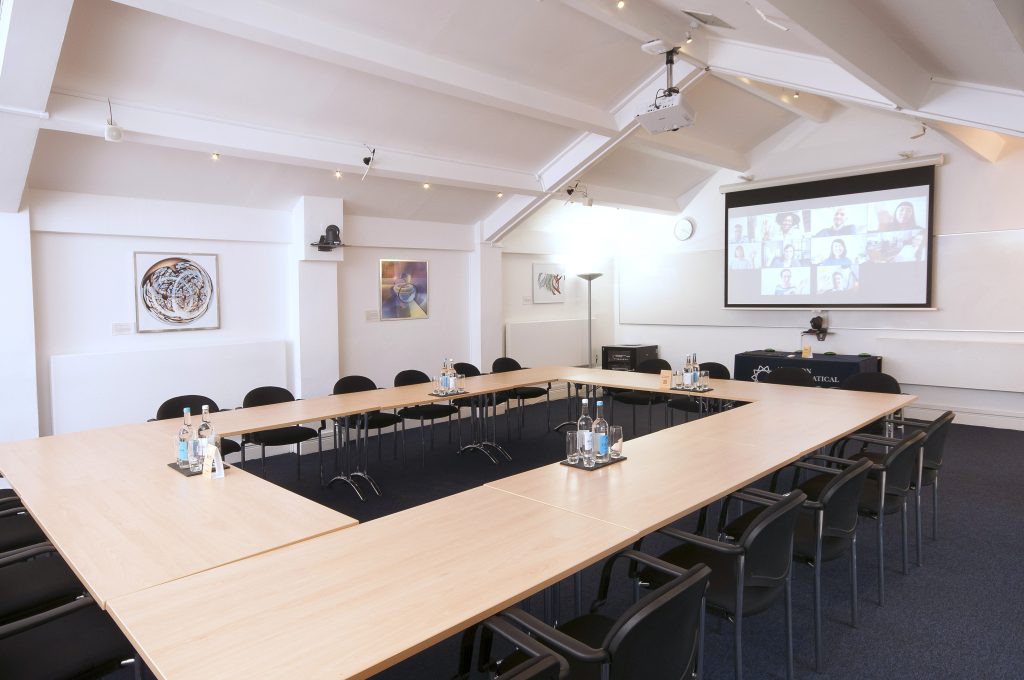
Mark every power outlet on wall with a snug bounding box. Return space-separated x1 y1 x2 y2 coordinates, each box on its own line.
365 309 380 321
111 322 134 336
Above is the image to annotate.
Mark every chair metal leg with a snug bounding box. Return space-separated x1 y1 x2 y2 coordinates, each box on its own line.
261 444 267 477
932 477 939 539
296 444 301 480
419 418 427 465
915 446 924 566
877 471 886 606
696 593 706 680
647 403 653 434
734 572 744 680
785 572 794 680
240 441 247 469
545 391 551 432
901 499 909 575
813 513 824 673
632 404 637 438
850 532 859 627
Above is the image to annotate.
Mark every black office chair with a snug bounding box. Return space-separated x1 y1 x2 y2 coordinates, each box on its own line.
330 376 400 498
452 362 509 446
0 544 86 626
0 506 47 555
0 594 138 679
855 410 954 566
723 458 873 672
638 491 806 680
476 553 709 680
242 386 322 479
154 394 242 460
457 616 569 680
808 429 927 606
492 357 552 436
667 361 731 424
610 358 672 437
761 366 817 387
394 370 459 464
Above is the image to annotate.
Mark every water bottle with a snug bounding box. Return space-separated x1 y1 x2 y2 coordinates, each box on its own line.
593 401 609 462
577 398 594 467
177 408 193 469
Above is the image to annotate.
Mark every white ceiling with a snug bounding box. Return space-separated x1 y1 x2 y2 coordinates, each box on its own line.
0 0 1018 230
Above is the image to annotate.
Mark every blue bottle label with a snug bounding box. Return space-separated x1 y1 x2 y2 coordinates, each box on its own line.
598 434 608 455
178 440 187 461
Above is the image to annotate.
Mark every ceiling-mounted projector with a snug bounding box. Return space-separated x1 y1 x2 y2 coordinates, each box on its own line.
636 41 696 134
637 91 695 134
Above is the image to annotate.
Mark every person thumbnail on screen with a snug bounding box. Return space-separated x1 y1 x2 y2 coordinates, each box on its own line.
866 230 923 263
762 211 807 246
731 223 753 244
811 235 865 269
762 267 809 296
814 207 858 237
764 241 810 268
730 244 755 270
893 230 927 262
817 265 857 293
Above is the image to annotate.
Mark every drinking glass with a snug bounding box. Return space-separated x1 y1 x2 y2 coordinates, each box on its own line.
672 370 683 390
565 430 581 464
188 440 205 473
432 375 442 395
609 426 624 459
700 370 710 390
455 373 465 393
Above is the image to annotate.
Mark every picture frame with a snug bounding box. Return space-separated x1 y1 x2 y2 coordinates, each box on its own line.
380 259 429 320
532 263 565 304
134 252 220 333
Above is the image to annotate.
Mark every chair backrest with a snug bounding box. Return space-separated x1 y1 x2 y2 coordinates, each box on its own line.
155 395 221 421
242 386 295 408
394 369 430 387
637 358 672 374
701 361 731 380
492 357 523 373
604 563 710 680
817 458 873 538
921 411 955 469
762 366 816 387
839 371 901 394
454 362 481 377
333 375 377 395
878 429 928 493
736 491 807 589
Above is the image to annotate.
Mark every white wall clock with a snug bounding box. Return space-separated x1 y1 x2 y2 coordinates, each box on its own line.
674 216 696 241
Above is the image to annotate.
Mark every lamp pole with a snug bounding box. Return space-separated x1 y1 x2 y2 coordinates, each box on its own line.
577 273 602 368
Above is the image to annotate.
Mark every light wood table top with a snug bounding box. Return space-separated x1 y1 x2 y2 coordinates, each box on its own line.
0 423 356 609
107 486 635 680
488 391 915 534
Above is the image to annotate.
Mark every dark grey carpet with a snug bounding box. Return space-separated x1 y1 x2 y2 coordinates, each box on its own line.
123 401 1022 679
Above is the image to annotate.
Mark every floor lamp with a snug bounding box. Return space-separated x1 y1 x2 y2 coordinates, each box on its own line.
577 272 602 368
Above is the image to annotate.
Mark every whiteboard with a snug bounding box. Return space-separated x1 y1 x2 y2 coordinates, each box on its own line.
619 229 1024 333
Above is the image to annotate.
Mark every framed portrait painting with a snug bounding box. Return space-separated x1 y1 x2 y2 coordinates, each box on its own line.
532 263 565 303
134 252 220 332
380 259 428 320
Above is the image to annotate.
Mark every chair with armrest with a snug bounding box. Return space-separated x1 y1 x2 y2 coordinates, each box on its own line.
805 429 926 606
0 543 86 627
667 361 731 424
394 370 459 465
154 394 242 461
636 490 806 680
491 357 552 436
242 386 323 480
457 616 569 680
0 593 138 679
720 458 873 672
762 366 817 387
473 552 709 680
853 410 954 566
610 358 673 437
0 506 47 555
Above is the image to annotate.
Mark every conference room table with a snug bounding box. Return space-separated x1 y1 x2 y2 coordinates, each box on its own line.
0 367 914 679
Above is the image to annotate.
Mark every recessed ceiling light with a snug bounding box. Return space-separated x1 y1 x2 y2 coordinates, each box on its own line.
422 183 430 189
617 1 625 9
497 192 504 199
793 91 800 99
210 152 220 161
334 170 342 178
685 32 693 44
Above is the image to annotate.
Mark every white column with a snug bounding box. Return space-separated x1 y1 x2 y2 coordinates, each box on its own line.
467 227 504 370
0 210 39 441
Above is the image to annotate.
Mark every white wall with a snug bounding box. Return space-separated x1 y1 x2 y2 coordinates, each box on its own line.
610 107 1024 429
0 211 40 441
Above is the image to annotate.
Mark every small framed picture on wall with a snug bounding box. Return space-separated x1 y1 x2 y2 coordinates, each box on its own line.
134 252 220 332
380 259 429 320
532 263 565 304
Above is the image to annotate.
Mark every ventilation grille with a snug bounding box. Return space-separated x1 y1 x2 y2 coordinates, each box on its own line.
681 10 734 29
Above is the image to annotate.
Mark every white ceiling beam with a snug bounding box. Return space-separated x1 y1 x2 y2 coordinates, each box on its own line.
910 79 1024 138
626 133 749 173
584 183 679 214
928 121 1007 163
480 194 537 243
0 0 73 212
43 91 544 195
111 0 617 135
556 0 694 48
760 0 931 110
724 75 836 124
706 38 890 108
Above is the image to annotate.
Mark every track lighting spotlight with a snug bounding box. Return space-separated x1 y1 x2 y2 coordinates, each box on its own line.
210 152 220 161
334 170 342 179
685 32 693 44
497 192 504 198
617 1 625 8
422 183 430 189
793 91 800 99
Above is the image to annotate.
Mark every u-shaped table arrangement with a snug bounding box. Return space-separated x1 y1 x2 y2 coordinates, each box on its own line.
0 366 914 679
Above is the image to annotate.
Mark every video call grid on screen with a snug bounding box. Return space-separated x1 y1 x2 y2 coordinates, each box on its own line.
724 165 935 308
